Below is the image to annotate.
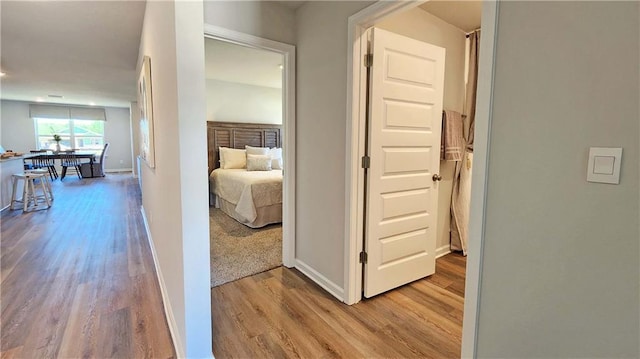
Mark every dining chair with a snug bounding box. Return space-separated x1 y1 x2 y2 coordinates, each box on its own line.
28 150 58 180
60 151 81 180
80 143 109 178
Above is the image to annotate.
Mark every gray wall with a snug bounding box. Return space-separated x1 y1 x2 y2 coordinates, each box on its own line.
295 1 374 288
203 1 295 45
138 1 211 357
477 2 639 357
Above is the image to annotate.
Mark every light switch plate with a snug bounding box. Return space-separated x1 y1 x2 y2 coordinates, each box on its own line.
587 147 622 184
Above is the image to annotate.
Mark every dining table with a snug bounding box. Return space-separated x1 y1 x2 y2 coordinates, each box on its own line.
26 152 97 179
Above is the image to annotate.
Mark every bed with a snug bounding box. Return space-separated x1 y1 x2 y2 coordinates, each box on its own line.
207 121 283 228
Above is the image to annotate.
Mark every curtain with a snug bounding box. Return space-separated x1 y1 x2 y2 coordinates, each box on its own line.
451 30 480 255
29 104 106 121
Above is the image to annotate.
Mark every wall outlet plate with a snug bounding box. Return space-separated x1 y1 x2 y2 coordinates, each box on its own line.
587 147 622 184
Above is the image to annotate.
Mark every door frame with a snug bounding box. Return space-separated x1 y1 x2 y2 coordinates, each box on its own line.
343 1 499 358
204 24 296 267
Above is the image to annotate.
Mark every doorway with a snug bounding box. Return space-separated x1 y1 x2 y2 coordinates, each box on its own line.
344 1 497 357
204 24 297 277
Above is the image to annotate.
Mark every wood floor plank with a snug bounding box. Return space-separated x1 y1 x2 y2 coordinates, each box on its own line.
0 346 23 359
20 271 80 359
211 253 467 358
0 174 175 358
235 276 331 358
97 307 133 358
57 283 101 359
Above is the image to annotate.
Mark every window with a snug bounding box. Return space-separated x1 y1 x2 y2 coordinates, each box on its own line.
35 118 105 151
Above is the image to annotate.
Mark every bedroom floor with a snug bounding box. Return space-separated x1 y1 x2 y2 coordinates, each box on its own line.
209 207 282 287
211 253 466 358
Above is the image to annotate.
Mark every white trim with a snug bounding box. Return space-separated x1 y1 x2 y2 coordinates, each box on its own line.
104 168 133 173
344 1 500 357
461 2 499 358
343 14 368 306
295 259 345 302
435 245 452 259
203 24 296 268
140 206 184 358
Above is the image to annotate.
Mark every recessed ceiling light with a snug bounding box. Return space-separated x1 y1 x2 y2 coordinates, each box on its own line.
0 72 6 77
89 102 96 106
36 97 44 102
278 64 283 70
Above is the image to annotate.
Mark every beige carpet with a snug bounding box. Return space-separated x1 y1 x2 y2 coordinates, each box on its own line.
210 207 282 287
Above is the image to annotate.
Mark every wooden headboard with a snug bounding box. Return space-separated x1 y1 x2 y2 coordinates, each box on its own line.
207 121 282 173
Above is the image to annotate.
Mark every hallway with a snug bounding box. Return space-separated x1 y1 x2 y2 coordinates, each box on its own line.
0 174 175 358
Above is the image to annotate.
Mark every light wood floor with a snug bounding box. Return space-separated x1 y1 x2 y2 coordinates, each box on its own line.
1 174 175 358
1 172 466 359
212 253 466 358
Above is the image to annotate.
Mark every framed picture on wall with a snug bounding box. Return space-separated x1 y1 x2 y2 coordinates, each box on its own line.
138 55 155 168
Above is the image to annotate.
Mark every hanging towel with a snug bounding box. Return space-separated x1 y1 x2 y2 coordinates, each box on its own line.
440 110 465 161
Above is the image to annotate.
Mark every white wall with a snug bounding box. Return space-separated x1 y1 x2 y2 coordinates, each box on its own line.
137 1 211 357
206 79 282 124
476 2 639 357
377 7 468 255
130 101 140 177
0 99 132 171
203 1 295 45
0 100 36 153
103 107 133 171
295 1 375 290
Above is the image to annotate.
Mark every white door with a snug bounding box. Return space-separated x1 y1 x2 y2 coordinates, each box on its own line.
364 28 445 298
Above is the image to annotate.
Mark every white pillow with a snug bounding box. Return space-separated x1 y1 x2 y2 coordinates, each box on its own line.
219 147 246 169
247 154 272 171
270 147 283 169
245 145 270 156
218 146 225 167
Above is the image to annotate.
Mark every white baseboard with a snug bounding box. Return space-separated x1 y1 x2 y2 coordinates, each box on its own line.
436 244 452 259
295 259 344 302
105 168 133 173
140 206 184 358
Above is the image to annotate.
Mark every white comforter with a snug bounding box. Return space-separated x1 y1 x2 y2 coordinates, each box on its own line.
210 169 283 222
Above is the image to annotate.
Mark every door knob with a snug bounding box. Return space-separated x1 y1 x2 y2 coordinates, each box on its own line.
432 174 442 181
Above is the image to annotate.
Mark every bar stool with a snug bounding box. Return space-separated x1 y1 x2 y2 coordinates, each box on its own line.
9 172 52 212
25 169 54 201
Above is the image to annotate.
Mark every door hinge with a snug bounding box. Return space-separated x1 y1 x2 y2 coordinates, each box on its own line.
359 251 368 264
361 155 370 169
364 53 373 67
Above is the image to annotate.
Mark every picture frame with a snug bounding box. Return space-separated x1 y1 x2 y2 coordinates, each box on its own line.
138 55 155 168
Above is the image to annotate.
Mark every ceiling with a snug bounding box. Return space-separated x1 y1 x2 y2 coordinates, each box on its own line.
0 1 146 108
273 1 307 10
0 0 477 108
205 38 283 89
419 0 482 33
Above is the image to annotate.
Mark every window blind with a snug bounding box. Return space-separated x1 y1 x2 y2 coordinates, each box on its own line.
29 104 106 121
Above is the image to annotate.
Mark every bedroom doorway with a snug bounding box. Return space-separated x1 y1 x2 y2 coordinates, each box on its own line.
204 26 296 288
